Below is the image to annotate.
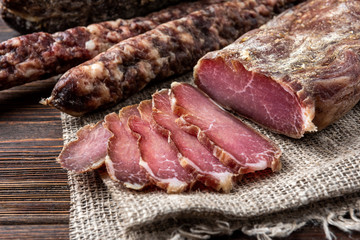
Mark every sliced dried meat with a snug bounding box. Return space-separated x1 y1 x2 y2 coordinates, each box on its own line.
152 89 235 192
44 0 303 116
171 82 281 174
0 0 224 91
57 121 112 173
104 107 149 190
194 0 360 138
129 100 195 193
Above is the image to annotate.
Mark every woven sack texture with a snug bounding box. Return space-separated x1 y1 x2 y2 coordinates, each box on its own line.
61 73 360 239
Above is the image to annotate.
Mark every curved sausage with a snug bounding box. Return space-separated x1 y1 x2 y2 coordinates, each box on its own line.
43 0 303 116
0 0 225 90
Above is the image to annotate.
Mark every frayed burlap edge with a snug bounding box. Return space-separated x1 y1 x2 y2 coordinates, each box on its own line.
67 170 360 240
171 192 360 240
101 171 360 240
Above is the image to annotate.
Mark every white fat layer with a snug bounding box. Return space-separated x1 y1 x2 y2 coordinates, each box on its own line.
89 156 106 170
84 62 106 80
245 160 268 171
122 44 134 56
182 158 233 192
169 87 178 111
86 24 102 35
211 171 234 192
106 156 146 190
104 155 115 178
211 171 233 184
302 106 317 132
23 67 38 78
85 40 96 51
124 182 145 190
280 83 317 135
182 157 232 179
212 145 236 164
91 62 104 74
139 157 187 192
9 37 21 47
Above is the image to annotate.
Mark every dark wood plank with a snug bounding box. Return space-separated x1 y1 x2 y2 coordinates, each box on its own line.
0 225 68 240
0 17 70 239
0 19 18 41
0 12 358 240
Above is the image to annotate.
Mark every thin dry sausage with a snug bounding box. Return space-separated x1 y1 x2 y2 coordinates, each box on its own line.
44 0 303 116
0 0 225 90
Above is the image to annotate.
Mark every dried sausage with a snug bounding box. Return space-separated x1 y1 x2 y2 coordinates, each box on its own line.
0 0 224 90
44 0 303 116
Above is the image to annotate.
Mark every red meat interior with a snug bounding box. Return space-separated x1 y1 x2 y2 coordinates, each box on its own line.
195 58 304 137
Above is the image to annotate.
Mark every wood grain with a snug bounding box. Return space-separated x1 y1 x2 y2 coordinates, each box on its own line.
0 225 68 239
0 17 69 239
0 16 359 240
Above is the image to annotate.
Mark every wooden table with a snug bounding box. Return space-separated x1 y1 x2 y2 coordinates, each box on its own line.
0 18 359 240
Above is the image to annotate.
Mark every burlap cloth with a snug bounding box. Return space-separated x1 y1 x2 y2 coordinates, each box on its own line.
61 73 360 239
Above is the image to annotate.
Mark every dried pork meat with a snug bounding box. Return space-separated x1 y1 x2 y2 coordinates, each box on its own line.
152 89 235 192
170 82 281 174
0 0 224 90
194 0 360 138
128 100 195 193
104 107 149 190
57 121 112 173
44 0 303 116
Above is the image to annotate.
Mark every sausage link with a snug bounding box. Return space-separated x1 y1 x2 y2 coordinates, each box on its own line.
0 0 225 90
44 0 303 116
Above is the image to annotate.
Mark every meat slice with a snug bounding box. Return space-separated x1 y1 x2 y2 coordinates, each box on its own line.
103 107 149 190
128 100 195 193
170 82 281 174
57 121 112 173
152 89 235 192
44 0 304 116
194 0 360 138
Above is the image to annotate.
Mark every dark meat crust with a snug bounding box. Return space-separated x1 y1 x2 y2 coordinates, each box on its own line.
0 0 186 33
198 0 360 134
45 0 303 116
0 0 226 91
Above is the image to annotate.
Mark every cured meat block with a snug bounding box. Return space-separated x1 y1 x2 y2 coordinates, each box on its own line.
0 0 224 90
103 107 149 190
194 0 360 138
57 121 112 173
1 0 184 33
129 100 195 193
44 0 303 116
171 82 281 174
152 89 235 192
